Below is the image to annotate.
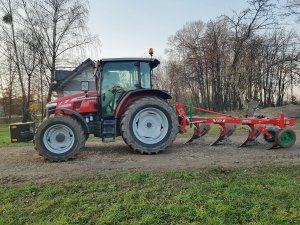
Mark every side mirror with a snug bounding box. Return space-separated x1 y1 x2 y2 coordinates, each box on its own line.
81 81 89 92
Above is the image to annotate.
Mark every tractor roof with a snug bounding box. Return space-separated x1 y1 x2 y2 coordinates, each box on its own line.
99 58 160 69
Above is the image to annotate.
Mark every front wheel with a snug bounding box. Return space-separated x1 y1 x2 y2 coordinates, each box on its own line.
120 97 179 154
35 115 85 161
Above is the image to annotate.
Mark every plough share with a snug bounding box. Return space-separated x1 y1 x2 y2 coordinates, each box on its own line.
175 102 296 149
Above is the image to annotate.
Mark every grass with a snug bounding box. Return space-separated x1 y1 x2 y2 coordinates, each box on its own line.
0 166 299 225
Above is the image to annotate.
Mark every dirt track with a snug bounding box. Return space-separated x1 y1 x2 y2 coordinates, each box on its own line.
1 130 300 185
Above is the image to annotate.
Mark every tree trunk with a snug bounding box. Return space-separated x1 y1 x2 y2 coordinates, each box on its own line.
27 74 32 121
8 0 28 122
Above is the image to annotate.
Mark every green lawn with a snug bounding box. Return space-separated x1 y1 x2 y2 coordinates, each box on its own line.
1 166 299 224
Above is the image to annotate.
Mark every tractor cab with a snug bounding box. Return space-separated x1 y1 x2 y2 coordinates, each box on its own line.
94 58 160 117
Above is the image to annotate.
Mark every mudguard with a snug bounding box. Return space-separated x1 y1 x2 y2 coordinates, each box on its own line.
115 89 172 118
48 107 90 134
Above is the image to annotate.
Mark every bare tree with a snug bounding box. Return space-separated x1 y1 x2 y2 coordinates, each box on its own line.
21 0 95 102
224 0 278 109
167 21 206 106
19 29 40 119
0 0 30 122
0 44 16 123
165 0 300 110
0 0 97 122
226 0 277 69
285 0 300 21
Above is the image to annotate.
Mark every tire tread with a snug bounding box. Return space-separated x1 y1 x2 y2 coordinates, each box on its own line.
35 115 85 161
120 97 178 154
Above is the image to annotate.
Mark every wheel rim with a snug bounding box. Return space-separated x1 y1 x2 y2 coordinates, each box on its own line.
43 124 75 154
279 131 294 146
132 107 169 145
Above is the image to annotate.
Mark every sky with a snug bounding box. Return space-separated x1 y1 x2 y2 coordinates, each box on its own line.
88 0 248 59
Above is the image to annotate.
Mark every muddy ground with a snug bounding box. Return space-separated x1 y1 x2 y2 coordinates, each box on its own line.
1 125 300 185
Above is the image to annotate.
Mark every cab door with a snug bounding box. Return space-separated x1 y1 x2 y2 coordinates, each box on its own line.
100 61 139 116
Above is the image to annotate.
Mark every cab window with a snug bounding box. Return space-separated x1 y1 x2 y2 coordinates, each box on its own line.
140 62 151 88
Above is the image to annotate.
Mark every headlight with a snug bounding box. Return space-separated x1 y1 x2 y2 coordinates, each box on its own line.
46 102 57 109
46 102 57 116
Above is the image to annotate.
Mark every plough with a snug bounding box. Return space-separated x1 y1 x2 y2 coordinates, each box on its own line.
175 102 296 149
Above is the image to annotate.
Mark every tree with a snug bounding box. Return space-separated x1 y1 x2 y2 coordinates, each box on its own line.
166 21 207 106
19 29 42 121
225 0 278 109
21 0 95 102
0 0 97 122
0 0 29 122
0 43 16 123
165 0 300 110
285 0 300 21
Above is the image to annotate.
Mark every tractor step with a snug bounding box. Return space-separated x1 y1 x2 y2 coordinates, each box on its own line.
101 119 116 142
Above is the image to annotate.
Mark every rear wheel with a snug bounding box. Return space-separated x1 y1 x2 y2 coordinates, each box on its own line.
35 115 85 161
275 128 296 148
121 97 179 154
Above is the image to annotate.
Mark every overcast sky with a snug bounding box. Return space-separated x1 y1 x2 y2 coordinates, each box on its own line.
88 0 249 59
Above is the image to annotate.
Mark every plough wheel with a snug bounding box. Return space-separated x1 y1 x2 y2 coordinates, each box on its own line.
275 128 296 148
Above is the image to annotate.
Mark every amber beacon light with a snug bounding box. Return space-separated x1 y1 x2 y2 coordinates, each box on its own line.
149 48 154 57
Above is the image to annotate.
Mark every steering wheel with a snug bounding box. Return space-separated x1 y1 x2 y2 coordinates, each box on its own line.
106 85 125 112
111 85 125 94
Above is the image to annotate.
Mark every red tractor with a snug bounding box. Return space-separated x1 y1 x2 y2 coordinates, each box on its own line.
35 57 179 161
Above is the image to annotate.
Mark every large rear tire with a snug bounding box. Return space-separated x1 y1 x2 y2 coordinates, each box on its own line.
120 97 179 154
35 115 85 161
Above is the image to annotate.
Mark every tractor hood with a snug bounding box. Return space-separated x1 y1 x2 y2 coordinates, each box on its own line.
46 91 98 114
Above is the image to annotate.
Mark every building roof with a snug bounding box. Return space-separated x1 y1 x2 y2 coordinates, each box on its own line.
55 70 72 81
58 58 95 88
